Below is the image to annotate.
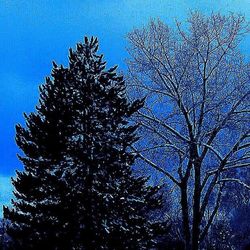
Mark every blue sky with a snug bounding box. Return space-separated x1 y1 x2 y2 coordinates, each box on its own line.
0 0 249 215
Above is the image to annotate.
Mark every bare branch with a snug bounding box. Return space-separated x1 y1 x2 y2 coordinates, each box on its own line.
217 178 250 190
200 183 224 241
131 145 180 185
138 111 190 142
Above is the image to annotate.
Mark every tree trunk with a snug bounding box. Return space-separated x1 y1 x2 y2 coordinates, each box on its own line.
192 161 202 250
180 183 191 250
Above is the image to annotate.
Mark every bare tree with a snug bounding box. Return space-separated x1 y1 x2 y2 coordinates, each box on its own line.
126 12 250 250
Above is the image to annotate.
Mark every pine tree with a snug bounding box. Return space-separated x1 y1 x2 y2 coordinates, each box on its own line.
4 37 165 249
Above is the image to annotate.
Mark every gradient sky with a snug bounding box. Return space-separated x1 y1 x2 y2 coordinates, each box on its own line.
0 0 249 215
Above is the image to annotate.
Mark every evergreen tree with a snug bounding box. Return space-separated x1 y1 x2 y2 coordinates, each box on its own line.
4 37 165 249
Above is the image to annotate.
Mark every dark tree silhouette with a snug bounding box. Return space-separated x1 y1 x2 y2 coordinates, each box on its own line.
4 37 165 249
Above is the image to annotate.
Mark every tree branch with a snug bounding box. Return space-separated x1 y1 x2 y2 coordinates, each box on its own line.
131 145 180 185
217 178 250 190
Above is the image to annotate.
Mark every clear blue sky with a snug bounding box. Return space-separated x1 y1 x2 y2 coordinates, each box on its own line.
0 0 249 215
